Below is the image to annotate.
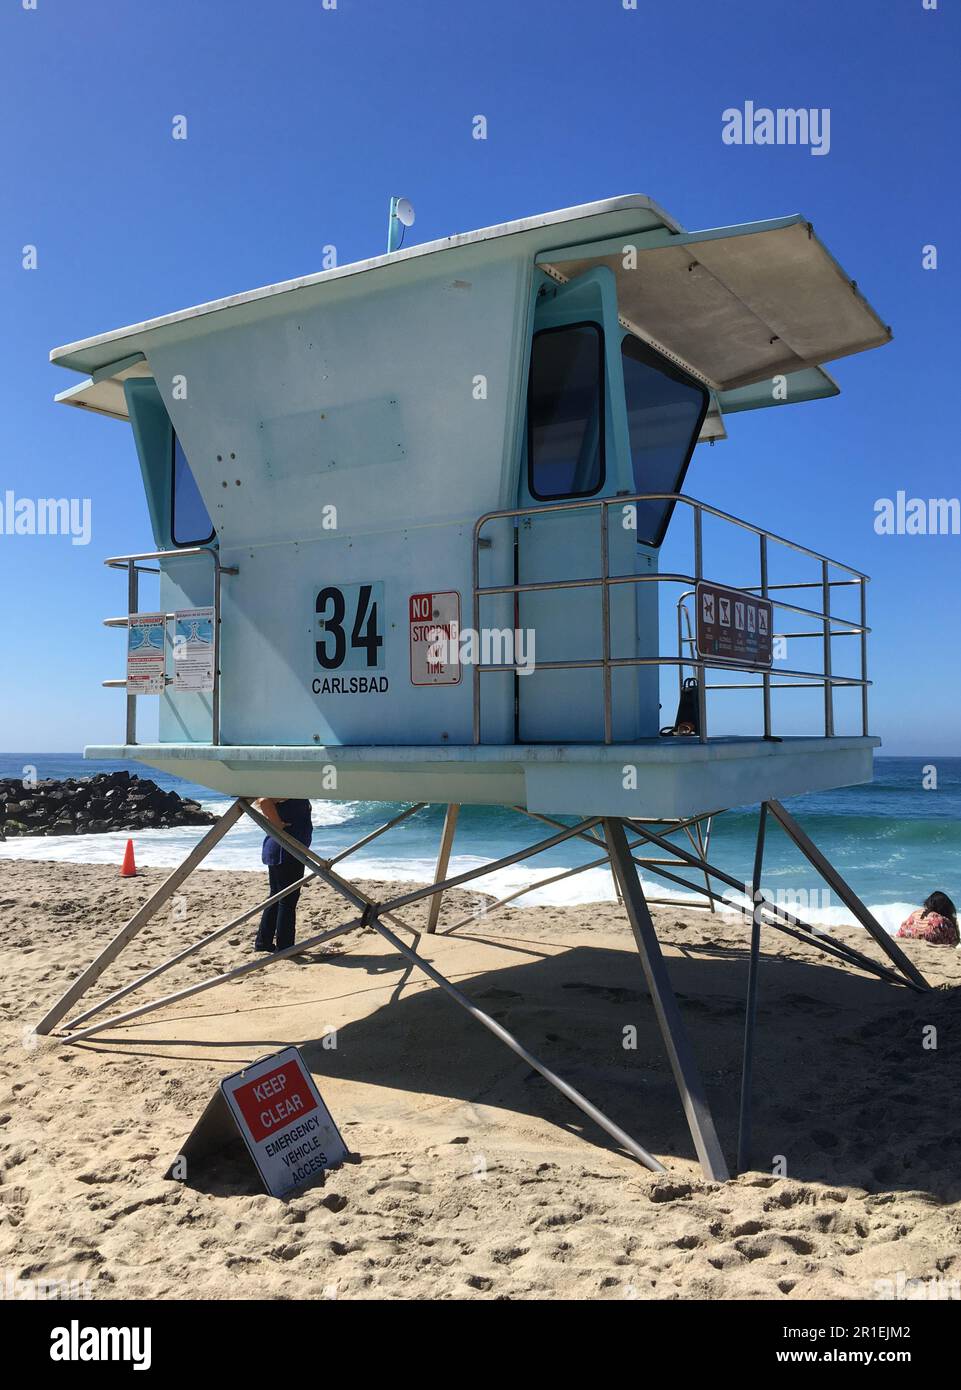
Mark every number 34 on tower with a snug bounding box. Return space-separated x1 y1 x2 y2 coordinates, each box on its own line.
313 582 386 672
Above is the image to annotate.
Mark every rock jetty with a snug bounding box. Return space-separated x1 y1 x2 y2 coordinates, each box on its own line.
0 771 215 838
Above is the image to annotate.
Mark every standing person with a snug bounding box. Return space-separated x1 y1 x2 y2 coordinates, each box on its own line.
896 891 959 947
253 798 314 953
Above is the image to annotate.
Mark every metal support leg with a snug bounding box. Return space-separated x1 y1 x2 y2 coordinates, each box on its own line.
62 918 363 1045
328 802 426 867
426 804 460 933
60 801 423 1043
684 820 715 913
624 814 925 992
35 799 246 1035
65 864 318 1030
766 799 929 991
610 828 624 906
604 819 730 1182
737 803 767 1174
441 819 661 935
697 819 716 913
366 912 666 1172
380 815 603 914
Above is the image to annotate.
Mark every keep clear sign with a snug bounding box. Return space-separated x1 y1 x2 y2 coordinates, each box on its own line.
126 613 167 694
172 606 215 693
166 1046 349 1197
222 1048 347 1197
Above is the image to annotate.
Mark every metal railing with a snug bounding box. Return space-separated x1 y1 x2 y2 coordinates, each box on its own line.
472 492 870 745
101 546 238 745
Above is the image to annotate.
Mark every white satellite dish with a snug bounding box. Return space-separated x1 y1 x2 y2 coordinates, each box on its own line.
395 197 415 227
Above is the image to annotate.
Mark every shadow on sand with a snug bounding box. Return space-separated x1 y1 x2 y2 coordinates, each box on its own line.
115 935 961 1202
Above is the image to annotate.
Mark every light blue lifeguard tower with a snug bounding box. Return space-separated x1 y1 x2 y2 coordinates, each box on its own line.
37 196 927 1182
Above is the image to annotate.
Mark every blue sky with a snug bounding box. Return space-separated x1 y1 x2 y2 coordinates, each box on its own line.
1 0 958 754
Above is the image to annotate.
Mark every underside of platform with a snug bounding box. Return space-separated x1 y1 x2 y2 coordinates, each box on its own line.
85 735 879 818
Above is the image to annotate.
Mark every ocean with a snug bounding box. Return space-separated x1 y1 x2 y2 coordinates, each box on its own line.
1 753 958 936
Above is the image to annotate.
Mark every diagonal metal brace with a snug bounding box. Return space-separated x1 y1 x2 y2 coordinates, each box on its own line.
604 819 730 1182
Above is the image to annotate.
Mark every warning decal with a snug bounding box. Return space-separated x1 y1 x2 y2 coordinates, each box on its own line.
409 591 461 686
172 606 215 693
126 613 167 695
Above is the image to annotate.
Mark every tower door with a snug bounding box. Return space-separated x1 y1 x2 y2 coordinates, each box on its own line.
515 270 646 743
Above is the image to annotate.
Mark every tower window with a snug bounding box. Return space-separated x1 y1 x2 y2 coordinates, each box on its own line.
528 322 605 500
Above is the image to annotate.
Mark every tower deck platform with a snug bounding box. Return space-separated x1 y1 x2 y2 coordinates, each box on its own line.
86 734 878 819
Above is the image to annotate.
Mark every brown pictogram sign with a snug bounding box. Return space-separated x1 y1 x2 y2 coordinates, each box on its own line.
696 581 773 668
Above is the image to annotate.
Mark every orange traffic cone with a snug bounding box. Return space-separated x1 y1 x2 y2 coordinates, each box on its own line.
120 838 138 877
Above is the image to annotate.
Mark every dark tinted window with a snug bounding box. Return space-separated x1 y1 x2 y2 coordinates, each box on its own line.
171 435 215 546
621 335 708 545
528 323 604 500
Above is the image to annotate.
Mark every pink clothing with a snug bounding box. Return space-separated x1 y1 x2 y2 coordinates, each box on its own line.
896 909 959 947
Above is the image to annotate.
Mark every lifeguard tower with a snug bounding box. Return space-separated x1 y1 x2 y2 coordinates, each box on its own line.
37 196 927 1182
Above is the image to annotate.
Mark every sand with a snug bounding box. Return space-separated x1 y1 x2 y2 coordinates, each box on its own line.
1 857 959 1301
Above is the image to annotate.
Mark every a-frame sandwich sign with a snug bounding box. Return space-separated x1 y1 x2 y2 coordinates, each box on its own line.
166 1047 348 1197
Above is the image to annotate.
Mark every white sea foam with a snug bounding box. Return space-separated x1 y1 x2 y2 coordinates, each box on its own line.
708 889 918 938
0 798 364 872
0 813 916 936
199 797 358 826
0 824 261 871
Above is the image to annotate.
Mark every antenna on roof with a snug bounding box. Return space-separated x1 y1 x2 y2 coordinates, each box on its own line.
387 196 415 253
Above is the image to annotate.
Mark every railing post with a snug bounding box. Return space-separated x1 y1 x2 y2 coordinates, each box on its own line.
760 534 772 739
125 559 138 746
212 562 223 745
693 506 707 742
821 559 834 737
472 523 481 744
512 524 520 744
677 597 685 700
600 501 612 744
860 577 869 736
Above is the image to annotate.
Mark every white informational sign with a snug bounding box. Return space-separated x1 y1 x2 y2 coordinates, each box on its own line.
172 606 215 693
221 1047 347 1198
409 590 461 686
126 613 167 695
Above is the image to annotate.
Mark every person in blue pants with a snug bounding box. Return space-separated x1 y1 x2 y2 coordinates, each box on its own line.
253 798 313 952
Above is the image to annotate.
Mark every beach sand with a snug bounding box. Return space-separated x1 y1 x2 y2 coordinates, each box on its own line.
1 858 959 1301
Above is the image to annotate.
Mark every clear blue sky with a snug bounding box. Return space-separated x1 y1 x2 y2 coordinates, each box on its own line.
1 0 958 754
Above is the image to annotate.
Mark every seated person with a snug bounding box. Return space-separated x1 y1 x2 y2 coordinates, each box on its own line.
896 891 959 947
